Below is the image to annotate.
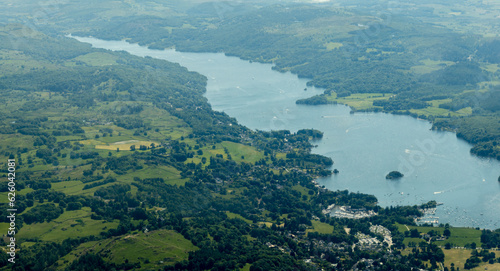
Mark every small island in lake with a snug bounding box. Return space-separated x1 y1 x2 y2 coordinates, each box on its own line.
386 171 404 180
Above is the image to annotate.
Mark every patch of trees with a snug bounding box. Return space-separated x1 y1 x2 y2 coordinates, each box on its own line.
162 211 309 271
296 95 333 105
409 243 445 269
33 134 56 148
439 87 500 113
421 62 486 86
25 189 66 203
478 88 500 113
94 183 131 199
70 151 99 160
464 249 497 269
83 176 116 190
297 129 323 139
35 148 54 164
477 39 500 63
470 141 500 160
118 104 144 115
481 229 500 249
65 252 140 271
313 189 378 211
386 171 404 179
250 255 305 271
438 92 477 111
434 115 500 160
374 205 423 226
114 117 147 129
25 179 52 190
10 237 96 271
0 195 30 222
133 179 213 215
0 67 124 95
286 151 333 167
373 99 428 111
66 253 116 271
21 203 64 224
106 155 142 174
80 175 104 184
11 117 48 136
66 201 83 211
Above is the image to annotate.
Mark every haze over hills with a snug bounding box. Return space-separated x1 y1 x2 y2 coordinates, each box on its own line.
0 0 499 270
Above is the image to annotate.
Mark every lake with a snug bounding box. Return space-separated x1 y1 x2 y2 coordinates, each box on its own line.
72 36 500 229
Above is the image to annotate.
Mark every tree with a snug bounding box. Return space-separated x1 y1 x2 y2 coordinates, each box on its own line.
66 202 83 211
386 171 404 179
130 145 136 151
131 208 148 220
410 229 420 238
67 253 113 271
0 249 9 266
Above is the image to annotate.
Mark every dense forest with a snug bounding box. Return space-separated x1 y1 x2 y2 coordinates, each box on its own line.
0 0 499 270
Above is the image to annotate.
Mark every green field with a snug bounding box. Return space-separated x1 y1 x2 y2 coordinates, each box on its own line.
186 140 265 167
327 92 389 111
118 165 186 186
306 220 334 235
410 59 455 75
51 180 91 195
326 91 475 118
324 42 343 51
409 107 472 118
73 52 119 66
95 140 159 151
0 223 9 236
56 229 198 270
0 188 39 204
292 184 312 200
220 141 265 163
225 211 252 224
396 223 482 247
443 248 500 271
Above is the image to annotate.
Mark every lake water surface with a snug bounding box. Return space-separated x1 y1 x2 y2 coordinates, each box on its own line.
73 36 500 229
